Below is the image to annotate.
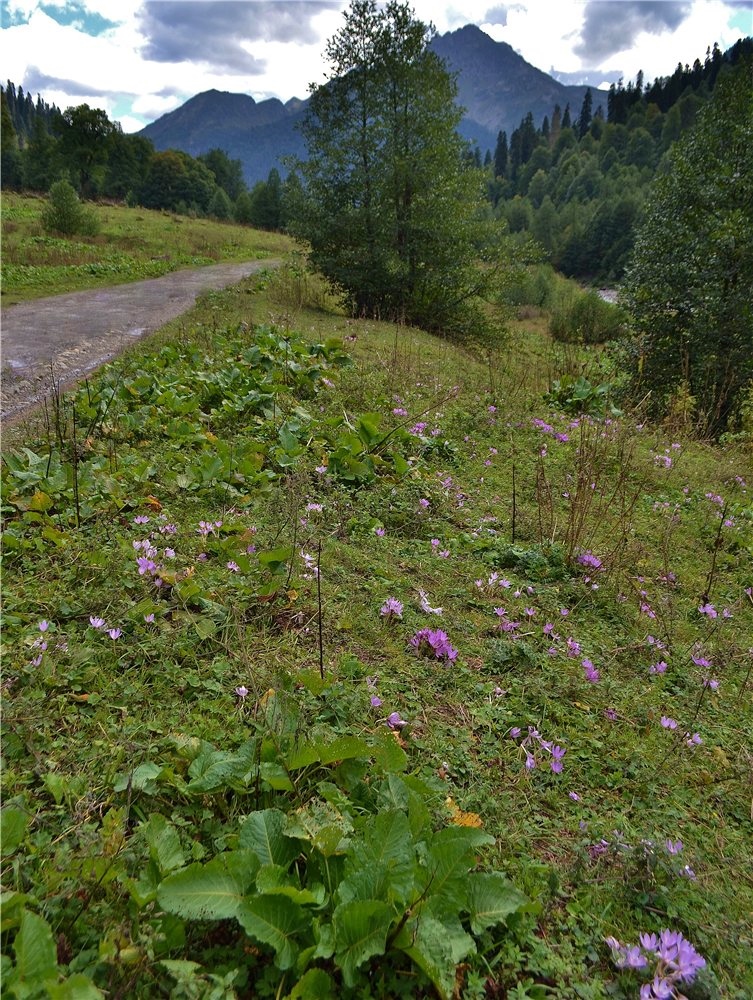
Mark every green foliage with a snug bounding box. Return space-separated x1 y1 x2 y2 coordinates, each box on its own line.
544 374 623 418
149 731 527 997
291 0 500 339
623 62 753 435
2 273 752 996
549 289 626 344
41 179 100 237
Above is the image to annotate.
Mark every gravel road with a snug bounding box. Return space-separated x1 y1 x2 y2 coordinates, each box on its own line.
1 259 276 422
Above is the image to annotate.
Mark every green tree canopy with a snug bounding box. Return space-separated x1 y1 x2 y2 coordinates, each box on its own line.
289 0 496 337
56 104 115 197
623 62 753 434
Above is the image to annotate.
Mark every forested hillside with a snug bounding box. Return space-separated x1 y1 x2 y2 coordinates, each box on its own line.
2 35 750 284
487 37 752 281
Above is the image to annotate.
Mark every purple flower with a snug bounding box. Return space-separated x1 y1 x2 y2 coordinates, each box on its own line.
235 685 248 699
386 711 408 730
144 613 155 623
418 498 430 509
691 654 711 668
108 628 122 640
660 716 678 729
370 695 382 708
227 561 240 572
582 658 600 683
374 526 385 537
604 707 618 721
578 551 603 570
392 407 408 416
410 628 458 662
133 515 149 524
38 620 50 632
698 602 717 618
685 732 702 746
509 727 522 739
89 616 106 629
569 791 580 801
137 556 157 575
649 661 668 675
380 597 403 619
550 745 566 773
665 839 683 855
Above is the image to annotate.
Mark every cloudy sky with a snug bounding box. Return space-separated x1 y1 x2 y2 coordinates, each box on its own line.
1 0 750 132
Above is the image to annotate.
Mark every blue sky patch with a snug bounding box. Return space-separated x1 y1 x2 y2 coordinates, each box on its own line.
39 1 119 36
1 1 31 27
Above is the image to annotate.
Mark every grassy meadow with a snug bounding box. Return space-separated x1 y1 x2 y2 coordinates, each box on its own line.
1 258 752 999
0 192 295 304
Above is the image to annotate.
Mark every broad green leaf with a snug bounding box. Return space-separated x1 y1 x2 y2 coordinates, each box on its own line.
142 814 185 875
332 900 393 986
46 973 105 999
237 896 307 970
397 914 465 1000
239 809 300 868
259 762 295 791
256 864 325 907
157 851 259 920
13 909 58 984
29 490 53 512
285 968 336 999
0 808 29 857
0 892 33 933
258 545 293 570
186 740 257 793
338 811 416 906
112 763 163 793
371 731 408 773
421 827 494 912
466 872 527 934
286 735 370 770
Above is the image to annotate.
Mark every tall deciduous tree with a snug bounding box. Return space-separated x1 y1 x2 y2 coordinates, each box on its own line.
57 104 115 197
624 62 753 434
290 0 495 336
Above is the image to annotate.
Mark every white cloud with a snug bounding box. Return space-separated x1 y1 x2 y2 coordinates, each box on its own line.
2 0 746 132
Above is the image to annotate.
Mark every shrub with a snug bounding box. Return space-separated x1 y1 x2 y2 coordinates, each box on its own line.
41 179 99 236
549 289 626 344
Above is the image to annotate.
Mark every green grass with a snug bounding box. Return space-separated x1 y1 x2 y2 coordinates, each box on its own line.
0 192 295 304
1 268 752 998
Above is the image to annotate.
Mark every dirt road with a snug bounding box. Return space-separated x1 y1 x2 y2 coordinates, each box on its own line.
0 259 276 422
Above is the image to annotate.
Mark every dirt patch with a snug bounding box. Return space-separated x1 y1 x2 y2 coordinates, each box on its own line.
1 259 277 423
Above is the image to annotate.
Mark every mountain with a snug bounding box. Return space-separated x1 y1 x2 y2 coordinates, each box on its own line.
430 25 608 151
138 89 308 185
138 24 608 184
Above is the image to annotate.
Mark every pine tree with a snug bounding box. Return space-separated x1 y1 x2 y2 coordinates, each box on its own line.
493 130 508 177
577 88 593 138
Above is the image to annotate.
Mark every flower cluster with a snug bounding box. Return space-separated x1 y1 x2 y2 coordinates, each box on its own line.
606 929 705 998
380 597 403 620
410 628 458 662
509 726 566 774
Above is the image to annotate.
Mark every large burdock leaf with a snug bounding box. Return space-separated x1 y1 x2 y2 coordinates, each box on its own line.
466 872 527 934
397 914 465 1000
13 910 57 984
239 809 300 868
338 810 416 905
157 851 259 920
421 827 495 912
237 896 308 970
332 899 393 986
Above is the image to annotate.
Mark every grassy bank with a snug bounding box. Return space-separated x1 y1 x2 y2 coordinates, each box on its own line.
0 193 295 304
1 267 751 998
